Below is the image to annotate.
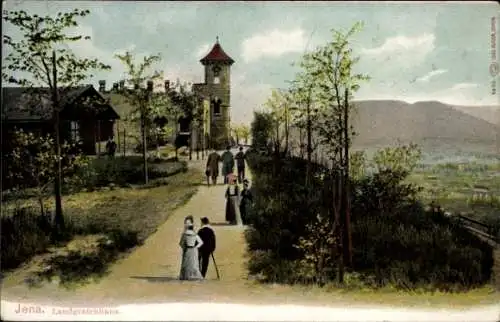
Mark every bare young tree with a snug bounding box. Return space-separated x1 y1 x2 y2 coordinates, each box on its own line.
115 51 162 184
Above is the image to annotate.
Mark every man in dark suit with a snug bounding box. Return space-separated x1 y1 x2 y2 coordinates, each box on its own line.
197 217 216 278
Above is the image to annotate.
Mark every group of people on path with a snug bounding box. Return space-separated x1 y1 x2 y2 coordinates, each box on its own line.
205 146 247 185
177 146 254 281
205 146 253 225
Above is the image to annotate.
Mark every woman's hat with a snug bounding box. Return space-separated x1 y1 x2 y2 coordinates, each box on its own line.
227 173 236 183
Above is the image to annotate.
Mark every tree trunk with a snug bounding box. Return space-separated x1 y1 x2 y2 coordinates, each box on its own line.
141 100 149 184
189 122 193 161
51 50 64 234
306 87 312 187
97 120 101 156
156 128 161 159
284 104 289 156
343 88 353 268
38 196 45 217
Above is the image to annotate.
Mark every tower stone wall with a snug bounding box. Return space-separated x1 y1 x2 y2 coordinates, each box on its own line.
192 37 235 150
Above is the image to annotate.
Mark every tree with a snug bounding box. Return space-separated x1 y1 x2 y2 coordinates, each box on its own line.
126 88 175 158
239 124 250 144
371 142 422 174
2 9 111 231
6 129 89 218
251 111 274 151
167 81 199 160
231 123 250 145
115 51 162 183
264 89 291 156
287 83 320 184
294 21 370 281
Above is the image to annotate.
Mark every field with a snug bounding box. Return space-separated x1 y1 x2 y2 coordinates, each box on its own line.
408 162 500 222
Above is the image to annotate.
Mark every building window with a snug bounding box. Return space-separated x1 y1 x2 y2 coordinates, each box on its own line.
70 121 80 142
213 76 220 84
213 98 222 116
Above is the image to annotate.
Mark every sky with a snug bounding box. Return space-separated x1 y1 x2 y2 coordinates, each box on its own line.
2 1 499 125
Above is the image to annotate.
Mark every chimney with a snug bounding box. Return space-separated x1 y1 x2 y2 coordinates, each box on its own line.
147 80 154 92
119 80 125 90
164 80 170 92
98 80 106 92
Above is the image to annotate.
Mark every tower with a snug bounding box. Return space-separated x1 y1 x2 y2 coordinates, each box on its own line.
193 37 235 149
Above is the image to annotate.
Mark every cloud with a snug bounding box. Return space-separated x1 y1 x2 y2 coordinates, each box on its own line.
195 43 210 59
241 29 306 63
360 33 436 69
362 33 435 57
416 69 448 83
450 83 479 90
356 82 496 106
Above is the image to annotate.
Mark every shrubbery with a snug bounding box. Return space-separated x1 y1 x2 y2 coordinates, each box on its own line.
0 206 141 272
75 156 187 190
245 149 494 291
1 155 188 273
1 208 56 270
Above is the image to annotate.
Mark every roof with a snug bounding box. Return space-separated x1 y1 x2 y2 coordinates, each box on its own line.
200 37 235 65
1 85 120 122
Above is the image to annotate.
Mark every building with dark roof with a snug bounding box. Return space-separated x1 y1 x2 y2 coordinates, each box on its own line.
1 84 120 155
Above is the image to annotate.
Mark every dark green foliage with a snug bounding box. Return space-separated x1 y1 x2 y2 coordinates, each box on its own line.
0 208 69 270
245 151 324 261
245 150 494 291
250 111 274 151
76 156 187 190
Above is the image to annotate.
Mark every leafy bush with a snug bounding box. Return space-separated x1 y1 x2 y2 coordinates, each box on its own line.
245 150 494 291
1 208 67 270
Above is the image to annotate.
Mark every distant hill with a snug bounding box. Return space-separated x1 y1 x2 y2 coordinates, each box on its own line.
349 100 499 154
450 105 499 125
348 100 499 153
286 100 499 156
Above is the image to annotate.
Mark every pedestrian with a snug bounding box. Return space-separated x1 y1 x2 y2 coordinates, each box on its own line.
221 146 234 184
235 146 246 184
206 149 221 186
197 217 216 279
225 174 242 225
106 136 117 158
179 217 204 281
239 179 253 224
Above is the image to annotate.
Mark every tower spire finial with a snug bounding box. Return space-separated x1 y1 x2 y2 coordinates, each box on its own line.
216 36 219 44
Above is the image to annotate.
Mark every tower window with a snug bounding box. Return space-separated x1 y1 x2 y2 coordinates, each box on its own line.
213 98 222 116
212 65 221 85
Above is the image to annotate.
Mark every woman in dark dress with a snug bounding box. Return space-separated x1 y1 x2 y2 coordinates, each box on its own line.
239 179 253 224
225 175 242 225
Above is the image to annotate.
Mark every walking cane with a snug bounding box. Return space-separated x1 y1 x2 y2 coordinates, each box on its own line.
211 252 221 280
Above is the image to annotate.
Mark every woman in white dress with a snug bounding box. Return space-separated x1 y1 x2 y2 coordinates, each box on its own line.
179 218 204 280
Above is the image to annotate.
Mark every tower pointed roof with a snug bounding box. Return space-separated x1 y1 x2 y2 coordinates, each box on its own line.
200 37 235 65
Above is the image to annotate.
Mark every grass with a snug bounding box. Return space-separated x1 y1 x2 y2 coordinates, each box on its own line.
240 282 500 308
407 163 500 220
1 166 202 288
